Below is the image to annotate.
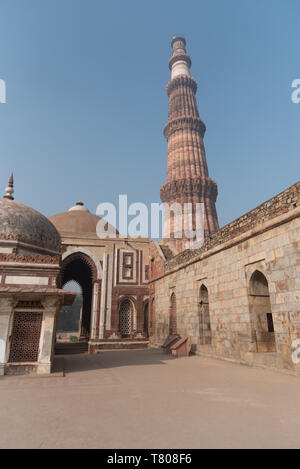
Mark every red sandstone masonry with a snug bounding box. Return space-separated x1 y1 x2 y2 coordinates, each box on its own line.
161 38 219 251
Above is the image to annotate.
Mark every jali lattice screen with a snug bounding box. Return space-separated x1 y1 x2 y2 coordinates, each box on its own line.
9 311 43 363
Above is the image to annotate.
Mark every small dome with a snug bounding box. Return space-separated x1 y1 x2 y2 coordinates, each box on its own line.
0 198 61 252
49 210 100 235
49 203 117 237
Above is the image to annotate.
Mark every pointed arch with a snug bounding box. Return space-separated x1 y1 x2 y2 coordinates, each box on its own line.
150 297 155 337
119 298 134 338
199 284 212 345
58 251 98 339
62 248 103 280
169 292 177 336
143 301 149 338
249 270 276 352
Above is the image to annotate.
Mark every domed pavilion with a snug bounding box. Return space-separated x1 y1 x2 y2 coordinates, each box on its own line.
0 175 76 375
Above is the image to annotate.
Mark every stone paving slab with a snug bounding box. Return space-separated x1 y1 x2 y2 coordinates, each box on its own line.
1 349 300 449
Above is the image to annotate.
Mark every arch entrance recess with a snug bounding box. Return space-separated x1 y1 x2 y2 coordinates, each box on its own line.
143 302 149 338
169 293 177 336
56 280 83 339
119 299 132 338
60 252 97 339
249 270 276 353
199 285 212 345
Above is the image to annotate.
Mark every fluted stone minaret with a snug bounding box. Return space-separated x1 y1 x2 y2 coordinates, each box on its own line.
160 36 219 251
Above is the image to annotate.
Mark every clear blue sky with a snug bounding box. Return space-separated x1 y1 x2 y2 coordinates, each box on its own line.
0 0 299 229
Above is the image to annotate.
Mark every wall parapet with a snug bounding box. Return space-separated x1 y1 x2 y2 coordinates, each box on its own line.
165 181 300 272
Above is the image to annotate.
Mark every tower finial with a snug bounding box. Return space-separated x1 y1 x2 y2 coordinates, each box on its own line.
4 173 14 200
169 35 191 79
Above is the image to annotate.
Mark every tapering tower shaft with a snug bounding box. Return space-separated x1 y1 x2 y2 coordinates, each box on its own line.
160 36 219 251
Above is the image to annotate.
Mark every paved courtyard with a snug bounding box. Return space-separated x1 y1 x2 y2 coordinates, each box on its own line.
1 349 300 449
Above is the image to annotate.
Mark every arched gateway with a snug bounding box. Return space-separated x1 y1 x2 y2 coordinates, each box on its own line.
59 252 97 339
249 270 276 353
49 202 150 354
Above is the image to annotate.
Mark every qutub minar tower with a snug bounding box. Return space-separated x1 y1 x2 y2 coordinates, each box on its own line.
160 36 219 251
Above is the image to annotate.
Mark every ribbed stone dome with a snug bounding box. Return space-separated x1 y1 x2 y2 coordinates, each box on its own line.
0 198 61 252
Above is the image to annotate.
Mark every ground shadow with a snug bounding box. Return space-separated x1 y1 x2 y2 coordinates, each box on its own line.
52 348 181 375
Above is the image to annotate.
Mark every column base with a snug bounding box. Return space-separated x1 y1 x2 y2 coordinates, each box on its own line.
37 363 51 374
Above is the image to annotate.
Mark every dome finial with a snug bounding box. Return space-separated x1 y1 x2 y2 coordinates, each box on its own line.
4 173 14 200
68 201 89 212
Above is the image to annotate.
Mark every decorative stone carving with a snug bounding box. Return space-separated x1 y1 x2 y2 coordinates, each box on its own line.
41 296 61 310
108 332 119 339
0 253 60 264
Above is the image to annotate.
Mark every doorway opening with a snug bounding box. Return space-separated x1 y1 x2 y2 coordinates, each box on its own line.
199 285 212 345
249 270 276 353
55 252 97 353
143 302 149 338
169 293 177 336
56 280 83 342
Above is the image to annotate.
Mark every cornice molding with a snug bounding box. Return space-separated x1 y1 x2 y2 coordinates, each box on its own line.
160 177 218 203
0 232 61 253
168 53 192 71
0 253 60 264
166 75 197 96
164 116 206 140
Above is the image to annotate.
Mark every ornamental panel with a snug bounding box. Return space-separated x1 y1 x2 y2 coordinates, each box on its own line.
9 311 43 363
119 300 132 337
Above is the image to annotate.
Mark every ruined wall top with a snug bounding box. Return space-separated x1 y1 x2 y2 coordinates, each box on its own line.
164 181 300 272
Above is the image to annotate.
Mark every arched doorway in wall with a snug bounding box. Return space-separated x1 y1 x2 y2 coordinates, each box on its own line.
143 302 149 338
59 252 96 340
249 270 276 353
56 280 83 340
169 293 177 336
199 285 212 345
119 299 133 338
150 298 155 337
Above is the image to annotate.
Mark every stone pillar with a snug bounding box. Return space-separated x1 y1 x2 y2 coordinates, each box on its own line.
0 297 14 376
99 253 108 339
90 282 99 340
38 296 61 375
